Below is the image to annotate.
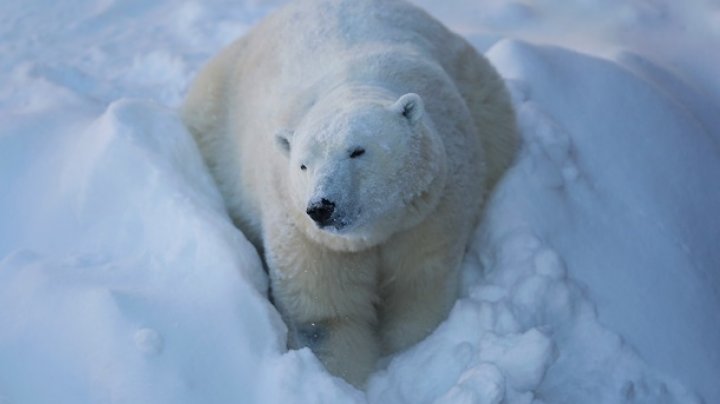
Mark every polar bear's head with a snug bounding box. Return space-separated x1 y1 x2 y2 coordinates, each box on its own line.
276 88 447 252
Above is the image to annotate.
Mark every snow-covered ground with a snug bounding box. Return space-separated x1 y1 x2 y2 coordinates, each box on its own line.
1 0 719 403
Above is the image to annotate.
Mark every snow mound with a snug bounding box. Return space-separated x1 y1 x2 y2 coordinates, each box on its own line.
1 99 269 402
487 39 720 402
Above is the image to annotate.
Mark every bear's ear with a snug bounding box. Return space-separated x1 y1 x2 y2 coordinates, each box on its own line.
391 93 424 125
275 129 294 157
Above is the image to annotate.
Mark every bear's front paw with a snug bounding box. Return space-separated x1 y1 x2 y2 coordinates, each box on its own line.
288 317 379 388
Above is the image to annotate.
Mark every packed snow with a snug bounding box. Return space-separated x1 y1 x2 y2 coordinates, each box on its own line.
1 0 719 403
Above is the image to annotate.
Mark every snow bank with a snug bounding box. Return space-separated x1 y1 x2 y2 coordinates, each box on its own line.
1 0 719 403
1 99 269 403
487 40 720 402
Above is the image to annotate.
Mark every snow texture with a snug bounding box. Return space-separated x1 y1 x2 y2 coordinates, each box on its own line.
1 0 718 403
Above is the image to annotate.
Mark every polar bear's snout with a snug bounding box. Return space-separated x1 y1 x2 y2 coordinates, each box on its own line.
306 198 336 227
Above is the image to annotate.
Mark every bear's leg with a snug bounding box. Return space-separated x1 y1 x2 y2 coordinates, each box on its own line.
292 316 379 386
378 250 461 355
264 219 380 387
378 211 469 355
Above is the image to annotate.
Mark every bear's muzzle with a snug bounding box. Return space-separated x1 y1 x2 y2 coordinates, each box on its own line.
306 198 336 227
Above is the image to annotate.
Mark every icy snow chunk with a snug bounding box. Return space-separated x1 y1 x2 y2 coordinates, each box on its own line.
494 304 521 334
367 329 480 403
512 275 551 312
434 363 505 404
533 249 566 279
256 349 365 404
481 329 556 393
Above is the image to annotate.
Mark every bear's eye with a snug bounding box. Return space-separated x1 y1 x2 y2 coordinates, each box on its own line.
349 148 365 158
300 164 307 171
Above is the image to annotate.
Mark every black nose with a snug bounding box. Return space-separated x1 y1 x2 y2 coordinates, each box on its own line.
306 198 335 226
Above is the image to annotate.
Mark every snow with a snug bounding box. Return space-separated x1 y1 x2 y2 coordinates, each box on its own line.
1 0 718 403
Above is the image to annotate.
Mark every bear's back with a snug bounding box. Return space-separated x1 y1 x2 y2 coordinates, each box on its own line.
252 0 467 81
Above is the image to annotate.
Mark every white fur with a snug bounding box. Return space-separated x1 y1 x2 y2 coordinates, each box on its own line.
182 0 518 387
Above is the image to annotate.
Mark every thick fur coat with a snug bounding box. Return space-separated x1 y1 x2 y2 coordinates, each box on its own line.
182 0 518 387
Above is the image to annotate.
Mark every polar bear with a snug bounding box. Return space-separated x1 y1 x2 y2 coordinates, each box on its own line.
182 0 518 387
